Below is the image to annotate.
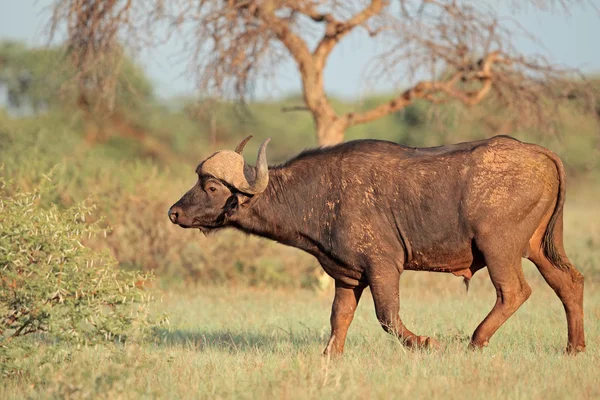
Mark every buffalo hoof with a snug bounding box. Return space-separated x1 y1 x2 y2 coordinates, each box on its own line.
467 340 488 351
566 344 586 355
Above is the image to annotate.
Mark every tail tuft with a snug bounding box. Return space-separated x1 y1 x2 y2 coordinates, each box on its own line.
539 147 570 270
542 221 570 270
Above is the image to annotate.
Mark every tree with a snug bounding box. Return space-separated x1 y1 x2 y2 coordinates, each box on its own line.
47 0 595 145
0 40 153 116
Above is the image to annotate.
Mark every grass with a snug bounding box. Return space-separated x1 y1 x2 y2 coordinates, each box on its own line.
0 153 599 400
1 275 598 399
1 44 599 398
1 124 598 400
2 191 599 399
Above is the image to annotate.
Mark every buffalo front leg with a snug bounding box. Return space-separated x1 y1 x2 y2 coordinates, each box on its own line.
369 270 440 349
323 281 365 356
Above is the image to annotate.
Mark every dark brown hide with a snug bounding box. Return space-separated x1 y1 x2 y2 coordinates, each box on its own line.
169 135 585 355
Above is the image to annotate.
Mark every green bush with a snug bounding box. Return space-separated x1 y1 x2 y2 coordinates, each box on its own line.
0 174 160 348
0 40 155 120
2 41 599 291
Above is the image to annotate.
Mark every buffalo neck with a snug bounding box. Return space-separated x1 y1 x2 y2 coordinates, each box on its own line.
230 165 327 252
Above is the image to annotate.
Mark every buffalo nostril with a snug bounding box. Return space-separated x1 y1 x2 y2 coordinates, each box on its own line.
168 207 180 224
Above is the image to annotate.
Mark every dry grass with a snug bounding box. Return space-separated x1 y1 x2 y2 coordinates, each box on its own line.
1 196 599 400
1 101 599 399
1 276 598 399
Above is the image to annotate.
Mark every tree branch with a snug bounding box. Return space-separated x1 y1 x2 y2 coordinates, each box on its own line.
346 51 505 126
254 1 315 75
296 4 335 23
345 81 440 125
253 2 332 116
313 0 386 68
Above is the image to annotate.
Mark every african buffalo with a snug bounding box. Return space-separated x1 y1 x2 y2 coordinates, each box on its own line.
168 135 585 355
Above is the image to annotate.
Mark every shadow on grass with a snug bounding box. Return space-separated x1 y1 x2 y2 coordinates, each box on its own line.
438 332 472 345
152 327 324 353
152 326 477 354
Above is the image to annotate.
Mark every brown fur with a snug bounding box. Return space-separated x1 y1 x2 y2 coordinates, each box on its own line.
168 135 586 355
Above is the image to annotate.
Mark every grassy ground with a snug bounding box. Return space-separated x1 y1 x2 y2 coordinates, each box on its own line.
1 149 599 399
1 275 598 399
2 192 599 400
2 41 599 400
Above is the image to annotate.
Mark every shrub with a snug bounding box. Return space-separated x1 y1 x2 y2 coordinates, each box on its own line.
0 173 160 348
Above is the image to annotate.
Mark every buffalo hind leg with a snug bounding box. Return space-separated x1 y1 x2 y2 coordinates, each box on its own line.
527 210 585 354
528 246 585 352
323 281 365 356
369 270 440 350
470 253 532 349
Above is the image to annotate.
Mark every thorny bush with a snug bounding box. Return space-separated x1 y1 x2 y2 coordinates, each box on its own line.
0 173 165 356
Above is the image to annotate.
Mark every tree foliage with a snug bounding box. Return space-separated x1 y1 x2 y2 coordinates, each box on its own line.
46 0 597 144
0 40 153 116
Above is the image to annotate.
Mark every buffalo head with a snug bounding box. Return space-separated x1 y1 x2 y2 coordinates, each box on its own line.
168 135 271 231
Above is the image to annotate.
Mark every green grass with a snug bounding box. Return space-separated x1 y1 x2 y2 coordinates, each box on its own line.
1 158 599 400
2 42 599 398
1 114 599 400
2 275 598 399
2 190 599 399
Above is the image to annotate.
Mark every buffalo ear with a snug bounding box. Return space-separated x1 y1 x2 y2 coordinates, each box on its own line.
236 192 252 206
225 193 251 217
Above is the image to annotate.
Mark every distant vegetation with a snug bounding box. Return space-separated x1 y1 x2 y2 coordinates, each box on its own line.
1 36 600 400
1 40 599 289
45 0 598 146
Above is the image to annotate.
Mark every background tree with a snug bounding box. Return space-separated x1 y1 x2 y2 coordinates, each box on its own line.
0 40 153 117
47 0 595 145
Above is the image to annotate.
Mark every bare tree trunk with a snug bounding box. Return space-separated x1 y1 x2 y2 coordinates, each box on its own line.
315 116 346 146
301 65 348 146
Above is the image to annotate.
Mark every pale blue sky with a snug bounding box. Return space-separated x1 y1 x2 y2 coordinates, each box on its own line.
0 1 599 100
